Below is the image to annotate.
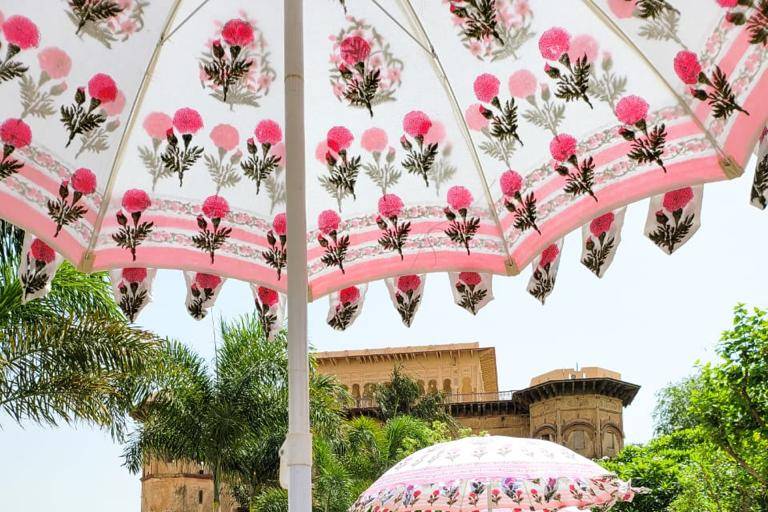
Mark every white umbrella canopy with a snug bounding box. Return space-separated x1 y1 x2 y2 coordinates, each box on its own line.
352 435 639 511
0 0 766 509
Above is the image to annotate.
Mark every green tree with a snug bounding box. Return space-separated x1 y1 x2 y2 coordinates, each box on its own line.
0 220 159 437
374 364 455 426
124 314 350 512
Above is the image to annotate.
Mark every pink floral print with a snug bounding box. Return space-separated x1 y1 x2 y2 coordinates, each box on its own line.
20 236 60 302
0 118 31 180
387 274 423 326
674 50 749 119
472 72 523 166
162 108 205 187
193 195 232 263
254 285 282 340
648 187 697 253
444 186 480 254
615 94 668 172
751 125 768 209
317 209 349 274
205 124 242 193
0 15 39 85
263 212 287 280
361 127 399 194
113 189 154 261
67 0 147 47
582 212 617 277
528 242 561 303
329 17 404 115
60 73 118 148
139 112 174 190
448 0 535 61
500 169 540 234
453 271 489 314
376 193 410 259
242 119 282 195
401 111 442 188
717 1 768 47
200 15 276 107
319 126 361 211
114 267 153 322
550 134 597 201
327 285 364 330
540 27 594 109
47 167 96 237
186 271 224 320
19 47 70 119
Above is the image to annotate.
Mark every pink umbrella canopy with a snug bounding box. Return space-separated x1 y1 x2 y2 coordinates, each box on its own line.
0 0 766 327
351 436 639 511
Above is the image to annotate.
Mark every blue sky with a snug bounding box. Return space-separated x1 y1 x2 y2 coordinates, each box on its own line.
2 157 766 510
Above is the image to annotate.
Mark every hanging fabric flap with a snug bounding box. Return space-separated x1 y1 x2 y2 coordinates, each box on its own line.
449 272 494 315
183 271 226 320
19 233 64 303
250 283 286 341
645 186 703 254
580 207 627 278
385 274 426 327
528 240 564 305
751 127 768 210
327 283 368 331
109 267 157 322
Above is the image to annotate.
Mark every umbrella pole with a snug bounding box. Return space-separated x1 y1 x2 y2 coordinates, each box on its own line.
283 0 312 510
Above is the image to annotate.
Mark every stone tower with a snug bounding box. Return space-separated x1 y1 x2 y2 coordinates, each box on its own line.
141 459 240 512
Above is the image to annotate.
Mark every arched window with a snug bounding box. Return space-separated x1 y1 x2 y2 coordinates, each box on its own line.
198 490 204 504
427 379 438 394
442 379 452 394
351 383 360 399
460 376 473 394
417 380 425 394
568 430 587 451
538 433 553 442
363 383 375 399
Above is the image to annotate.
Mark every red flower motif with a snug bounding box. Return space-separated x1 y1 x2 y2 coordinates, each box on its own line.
662 187 694 212
459 271 482 286
500 170 523 196
255 119 282 145
339 286 360 304
143 112 173 140
549 134 577 162
71 168 97 195
508 70 537 98
539 27 571 61
403 111 432 138
173 108 204 135
2 15 39 50
257 286 279 307
589 212 615 237
273 212 287 236
318 209 341 234
539 244 560 267
122 189 151 213
30 238 55 264
361 127 388 153
568 34 599 63
447 185 473 211
221 19 254 47
378 193 404 218
397 274 421 293
202 195 230 219
615 95 649 125
87 73 118 103
327 126 354 153
340 35 371 65
122 267 148 283
673 51 702 85
473 73 500 103
37 47 71 79
210 124 239 151
0 118 32 148
195 272 222 290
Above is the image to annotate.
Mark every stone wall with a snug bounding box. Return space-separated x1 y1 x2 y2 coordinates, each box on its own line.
528 394 625 458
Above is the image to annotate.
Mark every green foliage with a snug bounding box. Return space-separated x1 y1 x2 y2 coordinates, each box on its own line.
603 304 768 511
374 365 455 427
0 220 161 438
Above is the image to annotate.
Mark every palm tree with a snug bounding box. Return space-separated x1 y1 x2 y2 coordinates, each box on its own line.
0 220 160 437
124 314 350 512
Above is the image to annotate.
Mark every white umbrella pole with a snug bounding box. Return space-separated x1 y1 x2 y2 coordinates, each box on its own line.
283 0 312 510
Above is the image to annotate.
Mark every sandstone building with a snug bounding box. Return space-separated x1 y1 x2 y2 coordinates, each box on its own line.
141 342 639 511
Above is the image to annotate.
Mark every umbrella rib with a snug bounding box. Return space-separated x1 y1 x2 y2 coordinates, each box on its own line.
80 0 185 271
397 0 518 275
582 0 742 178
369 0 432 55
161 0 213 45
